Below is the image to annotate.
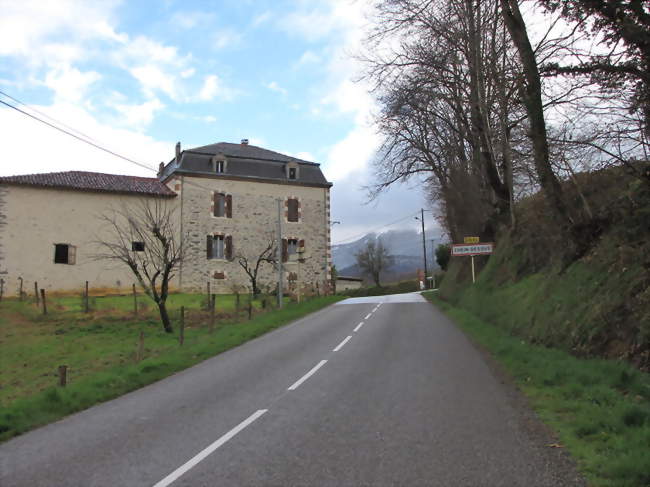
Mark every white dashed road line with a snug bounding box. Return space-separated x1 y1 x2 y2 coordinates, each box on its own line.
287 360 328 391
353 322 364 332
364 313 372 320
332 335 352 352
152 409 268 487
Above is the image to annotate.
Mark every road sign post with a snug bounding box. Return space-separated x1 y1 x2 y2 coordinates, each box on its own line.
451 242 494 284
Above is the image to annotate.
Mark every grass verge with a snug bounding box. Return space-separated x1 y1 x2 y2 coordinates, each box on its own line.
423 292 650 487
0 295 342 442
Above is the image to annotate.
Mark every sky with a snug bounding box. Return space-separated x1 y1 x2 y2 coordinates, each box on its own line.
0 0 435 245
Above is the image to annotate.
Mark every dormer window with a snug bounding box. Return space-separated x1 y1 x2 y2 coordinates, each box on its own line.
285 162 299 180
211 154 228 174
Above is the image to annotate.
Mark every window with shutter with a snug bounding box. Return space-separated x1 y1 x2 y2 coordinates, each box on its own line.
214 192 226 217
287 198 299 222
225 235 233 260
226 194 232 218
54 244 68 264
207 235 225 259
287 238 298 255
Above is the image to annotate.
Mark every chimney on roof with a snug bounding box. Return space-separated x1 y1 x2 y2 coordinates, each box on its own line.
175 142 181 164
241 139 249 145
158 162 164 176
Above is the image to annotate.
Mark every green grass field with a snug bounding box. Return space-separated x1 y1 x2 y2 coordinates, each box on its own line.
424 292 650 487
0 291 342 442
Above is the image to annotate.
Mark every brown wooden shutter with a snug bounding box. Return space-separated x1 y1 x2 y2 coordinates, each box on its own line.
206 235 212 259
226 194 232 218
282 238 288 262
298 239 305 251
225 235 233 261
213 192 219 217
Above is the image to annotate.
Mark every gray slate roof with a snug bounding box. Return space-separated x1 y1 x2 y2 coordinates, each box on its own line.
0 171 176 197
160 142 332 187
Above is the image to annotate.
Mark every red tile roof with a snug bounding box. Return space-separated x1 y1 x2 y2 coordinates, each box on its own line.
0 171 176 197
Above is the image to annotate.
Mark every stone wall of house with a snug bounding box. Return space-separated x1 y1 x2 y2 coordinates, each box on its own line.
178 175 331 295
0 185 179 294
0 184 8 280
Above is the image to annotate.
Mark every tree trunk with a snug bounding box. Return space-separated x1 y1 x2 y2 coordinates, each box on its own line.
157 301 173 333
500 0 572 229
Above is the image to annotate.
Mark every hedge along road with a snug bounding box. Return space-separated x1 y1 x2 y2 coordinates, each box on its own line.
0 293 584 486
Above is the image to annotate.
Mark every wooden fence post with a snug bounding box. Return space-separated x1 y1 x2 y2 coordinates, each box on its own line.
206 281 211 309
210 294 216 333
132 284 137 316
179 306 185 346
84 281 89 313
40 289 47 315
19 277 23 301
137 331 144 362
58 365 67 387
34 281 39 305
0 279 3 302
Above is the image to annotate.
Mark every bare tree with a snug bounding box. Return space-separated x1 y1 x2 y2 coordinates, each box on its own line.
500 0 574 231
355 239 394 287
95 198 183 333
235 234 276 297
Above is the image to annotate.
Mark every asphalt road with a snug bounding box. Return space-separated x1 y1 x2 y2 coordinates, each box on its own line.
0 293 584 486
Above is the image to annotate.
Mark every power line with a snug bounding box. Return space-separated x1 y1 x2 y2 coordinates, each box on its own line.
0 92 241 195
331 211 421 246
0 98 157 173
0 90 104 145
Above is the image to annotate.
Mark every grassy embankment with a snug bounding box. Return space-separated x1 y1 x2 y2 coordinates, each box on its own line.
0 292 342 442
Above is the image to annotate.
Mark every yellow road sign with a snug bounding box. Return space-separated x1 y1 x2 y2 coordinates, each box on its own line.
464 236 480 244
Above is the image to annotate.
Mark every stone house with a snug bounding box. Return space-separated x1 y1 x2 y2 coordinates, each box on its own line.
0 140 333 295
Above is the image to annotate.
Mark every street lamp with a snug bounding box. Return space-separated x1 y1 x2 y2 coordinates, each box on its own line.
414 209 428 290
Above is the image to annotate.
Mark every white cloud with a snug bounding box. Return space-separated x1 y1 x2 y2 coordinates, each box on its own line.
201 115 217 123
114 98 165 129
282 0 380 183
251 11 272 28
325 123 381 182
213 30 242 49
171 11 215 30
295 151 315 161
44 66 101 104
197 75 222 101
0 101 171 177
180 68 196 79
0 0 123 66
130 65 178 100
296 50 321 66
266 81 287 96
121 36 187 66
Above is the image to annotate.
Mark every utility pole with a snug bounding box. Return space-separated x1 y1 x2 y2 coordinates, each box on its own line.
276 199 284 308
420 208 428 289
